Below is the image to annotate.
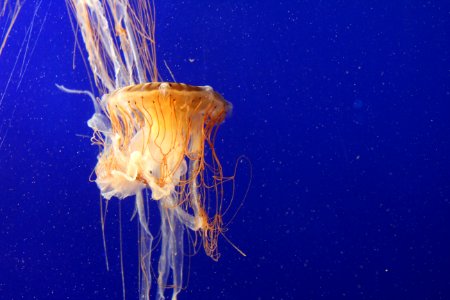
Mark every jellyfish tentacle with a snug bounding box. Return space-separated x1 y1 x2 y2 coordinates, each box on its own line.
136 189 150 235
157 196 184 300
137 190 154 300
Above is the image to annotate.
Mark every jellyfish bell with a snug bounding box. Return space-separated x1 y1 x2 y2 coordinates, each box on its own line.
90 82 231 201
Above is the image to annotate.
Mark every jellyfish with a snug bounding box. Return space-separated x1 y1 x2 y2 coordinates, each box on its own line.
64 1 234 299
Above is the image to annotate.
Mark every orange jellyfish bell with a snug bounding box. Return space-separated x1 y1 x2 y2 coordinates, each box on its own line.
91 82 231 202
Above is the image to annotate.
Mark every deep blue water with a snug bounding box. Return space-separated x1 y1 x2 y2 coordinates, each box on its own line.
1 1 449 299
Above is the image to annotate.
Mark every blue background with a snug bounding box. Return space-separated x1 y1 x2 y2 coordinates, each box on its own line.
0 1 449 299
